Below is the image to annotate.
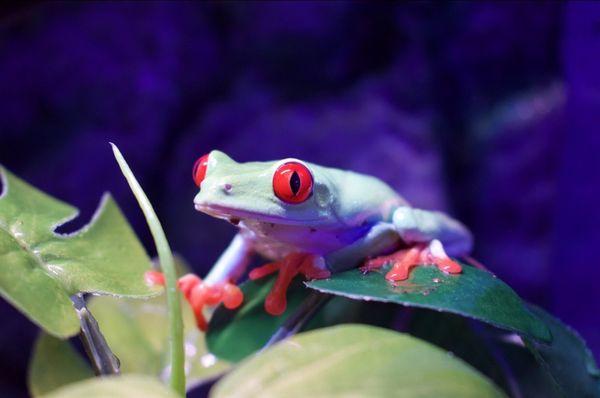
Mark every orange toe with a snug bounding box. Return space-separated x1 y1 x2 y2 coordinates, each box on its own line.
362 241 462 282
249 262 280 280
177 274 201 299
222 282 244 309
432 256 462 274
384 247 421 282
144 270 165 286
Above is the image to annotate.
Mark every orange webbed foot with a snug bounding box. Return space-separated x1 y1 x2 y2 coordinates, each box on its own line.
360 239 462 282
250 253 330 316
144 270 244 331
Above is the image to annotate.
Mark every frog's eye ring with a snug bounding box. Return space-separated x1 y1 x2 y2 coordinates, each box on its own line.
193 154 210 187
273 162 313 204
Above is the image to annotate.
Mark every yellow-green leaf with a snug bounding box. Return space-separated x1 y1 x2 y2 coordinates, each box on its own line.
28 258 229 396
40 375 178 398
28 333 94 397
0 166 159 337
88 294 229 386
211 324 507 398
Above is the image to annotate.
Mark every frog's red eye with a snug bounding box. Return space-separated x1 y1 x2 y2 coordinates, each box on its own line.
193 154 210 187
272 162 313 204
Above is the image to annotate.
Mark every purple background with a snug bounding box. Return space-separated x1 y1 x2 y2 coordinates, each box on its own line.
0 1 599 396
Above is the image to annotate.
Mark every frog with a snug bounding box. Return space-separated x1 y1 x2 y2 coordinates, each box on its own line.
147 150 473 330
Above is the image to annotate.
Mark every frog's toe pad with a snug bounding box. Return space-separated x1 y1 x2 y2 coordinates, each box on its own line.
187 280 245 330
424 239 462 275
362 239 462 282
148 271 245 331
144 270 166 286
257 253 330 316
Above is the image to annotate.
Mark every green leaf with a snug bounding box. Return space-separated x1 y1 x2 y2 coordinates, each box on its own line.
28 269 229 395
496 338 562 398
0 166 158 337
406 310 512 394
207 275 398 363
306 263 551 342
88 294 230 386
207 277 309 362
523 305 600 397
40 375 179 398
28 333 95 397
211 324 507 398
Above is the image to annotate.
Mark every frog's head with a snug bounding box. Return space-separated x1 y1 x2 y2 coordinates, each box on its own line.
192 151 338 226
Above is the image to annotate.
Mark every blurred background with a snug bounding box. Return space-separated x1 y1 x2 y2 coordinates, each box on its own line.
0 1 598 396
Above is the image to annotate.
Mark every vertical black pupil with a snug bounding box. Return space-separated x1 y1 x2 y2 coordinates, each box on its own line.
290 171 301 195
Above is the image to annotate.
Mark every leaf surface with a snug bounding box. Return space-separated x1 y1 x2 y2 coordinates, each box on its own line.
28 283 229 395
41 375 178 398
0 167 158 337
306 264 550 342
206 277 308 362
523 305 600 397
211 324 507 398
28 333 94 397
207 275 398 362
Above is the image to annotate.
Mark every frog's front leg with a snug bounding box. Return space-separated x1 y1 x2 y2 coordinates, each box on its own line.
146 233 254 330
362 207 473 281
248 253 331 315
204 233 255 285
247 223 400 316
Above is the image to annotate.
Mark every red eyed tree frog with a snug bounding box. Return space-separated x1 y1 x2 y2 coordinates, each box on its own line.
148 151 472 330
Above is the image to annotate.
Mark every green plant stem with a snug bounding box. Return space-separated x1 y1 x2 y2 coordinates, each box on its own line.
72 293 121 376
111 144 185 396
262 291 331 349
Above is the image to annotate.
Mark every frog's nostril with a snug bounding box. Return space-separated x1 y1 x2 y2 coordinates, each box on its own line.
221 183 233 194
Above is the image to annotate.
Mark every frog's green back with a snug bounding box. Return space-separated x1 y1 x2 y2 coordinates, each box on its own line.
308 162 406 227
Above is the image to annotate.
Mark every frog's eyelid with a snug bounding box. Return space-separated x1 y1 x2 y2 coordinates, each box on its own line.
273 158 313 174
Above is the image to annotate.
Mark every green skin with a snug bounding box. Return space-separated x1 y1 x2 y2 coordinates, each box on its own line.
194 151 473 286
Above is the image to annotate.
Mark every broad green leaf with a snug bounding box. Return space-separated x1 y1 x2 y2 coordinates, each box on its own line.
28 333 94 397
496 338 562 398
207 277 309 362
207 276 397 363
211 324 507 398
306 263 551 342
89 294 230 388
28 284 229 395
406 310 511 394
41 375 178 398
0 166 158 337
523 305 600 397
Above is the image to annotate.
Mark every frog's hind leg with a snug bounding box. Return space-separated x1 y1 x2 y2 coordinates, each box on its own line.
361 239 462 282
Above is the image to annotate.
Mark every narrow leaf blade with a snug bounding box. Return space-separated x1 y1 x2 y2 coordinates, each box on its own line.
111 144 185 395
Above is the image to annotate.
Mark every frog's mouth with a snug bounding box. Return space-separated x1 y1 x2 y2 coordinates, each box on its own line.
194 203 327 227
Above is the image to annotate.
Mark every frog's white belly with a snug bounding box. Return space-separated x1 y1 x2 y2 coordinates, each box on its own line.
238 219 371 260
